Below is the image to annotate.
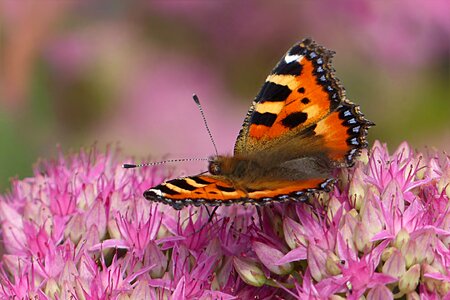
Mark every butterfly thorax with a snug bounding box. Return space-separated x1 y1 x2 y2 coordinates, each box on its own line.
208 154 334 186
208 155 262 181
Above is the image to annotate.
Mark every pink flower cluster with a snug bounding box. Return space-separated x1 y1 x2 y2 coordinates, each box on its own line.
0 141 449 299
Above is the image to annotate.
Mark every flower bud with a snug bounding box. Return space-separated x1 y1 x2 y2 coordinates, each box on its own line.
65 213 86 244
442 214 450 247
130 281 154 299
437 169 450 199
146 242 167 278
349 168 366 210
348 208 359 219
366 284 394 300
402 239 417 268
252 241 293 275
44 278 60 298
317 190 330 206
233 257 267 287
354 222 372 252
394 228 410 250
381 247 396 262
107 217 121 240
283 217 306 250
85 200 107 239
214 256 233 290
414 232 435 264
358 149 370 165
325 252 341 276
360 197 384 236
398 264 420 294
438 281 450 297
338 167 350 188
340 212 358 253
382 249 406 278
308 244 328 282
422 264 439 293
413 154 426 180
326 196 342 223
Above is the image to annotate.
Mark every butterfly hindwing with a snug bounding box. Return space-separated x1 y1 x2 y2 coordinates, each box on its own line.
144 175 335 209
313 100 372 165
145 175 245 209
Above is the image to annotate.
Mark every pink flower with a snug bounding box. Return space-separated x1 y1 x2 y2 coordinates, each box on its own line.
0 147 161 298
0 141 449 298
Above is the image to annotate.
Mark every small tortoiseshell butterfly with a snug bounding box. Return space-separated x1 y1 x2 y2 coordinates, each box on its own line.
144 38 374 210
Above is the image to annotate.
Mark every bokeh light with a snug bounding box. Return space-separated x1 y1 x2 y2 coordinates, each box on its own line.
0 0 449 190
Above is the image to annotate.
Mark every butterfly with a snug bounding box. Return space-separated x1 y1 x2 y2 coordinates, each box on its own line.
144 38 374 210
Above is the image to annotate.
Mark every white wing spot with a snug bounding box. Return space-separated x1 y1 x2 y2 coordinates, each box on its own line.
149 189 163 196
284 54 303 64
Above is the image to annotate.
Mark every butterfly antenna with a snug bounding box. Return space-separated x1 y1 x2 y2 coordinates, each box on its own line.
192 94 219 156
123 158 208 169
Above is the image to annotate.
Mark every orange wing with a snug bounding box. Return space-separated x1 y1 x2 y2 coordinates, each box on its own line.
144 175 334 210
234 38 373 166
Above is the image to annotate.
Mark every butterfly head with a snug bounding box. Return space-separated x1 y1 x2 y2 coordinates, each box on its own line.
208 156 227 175
208 157 220 175
208 155 247 176
208 155 261 181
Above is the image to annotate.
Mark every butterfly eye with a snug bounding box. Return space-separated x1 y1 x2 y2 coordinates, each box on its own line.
209 162 221 175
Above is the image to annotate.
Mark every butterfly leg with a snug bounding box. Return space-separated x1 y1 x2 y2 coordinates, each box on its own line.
255 206 264 230
189 205 220 236
205 205 219 224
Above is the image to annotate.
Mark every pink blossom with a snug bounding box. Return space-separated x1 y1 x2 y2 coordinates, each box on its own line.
0 141 449 298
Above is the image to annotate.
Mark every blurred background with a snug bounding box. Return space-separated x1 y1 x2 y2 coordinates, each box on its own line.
0 1 449 191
